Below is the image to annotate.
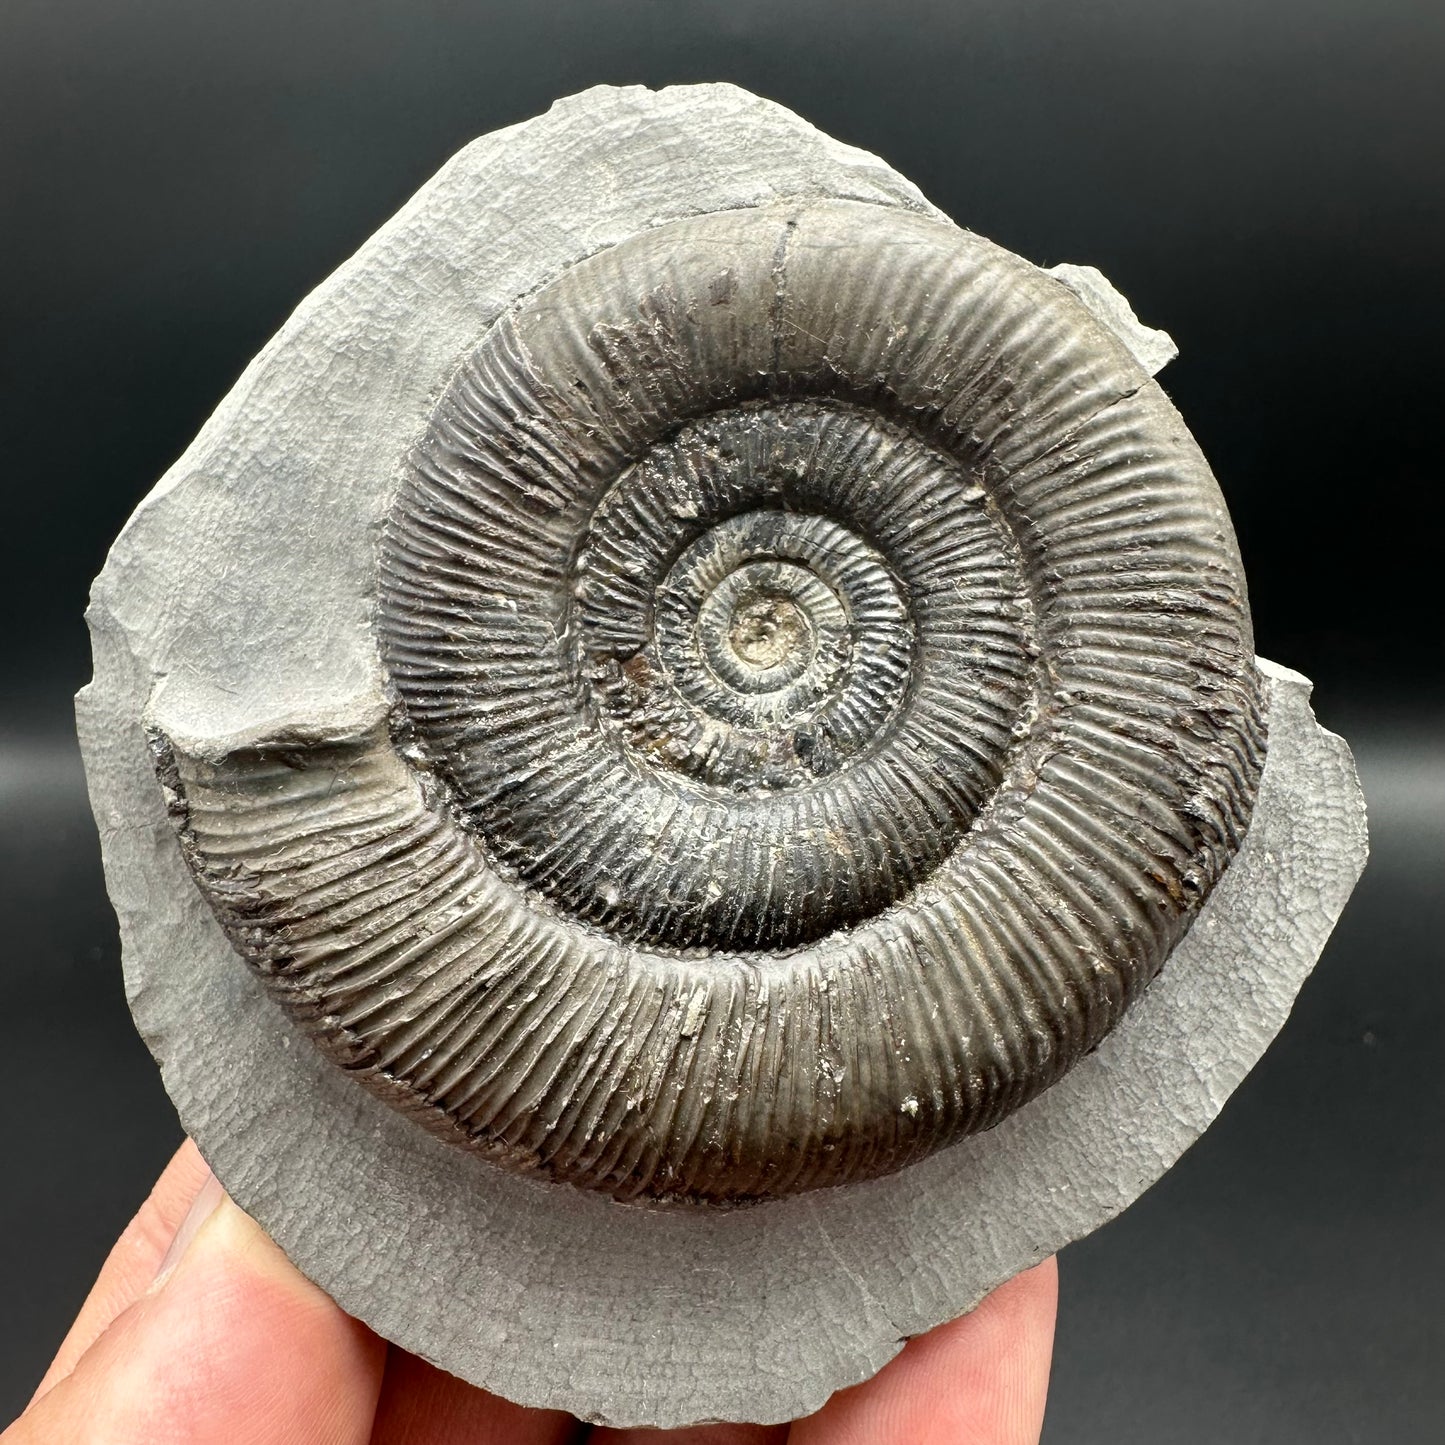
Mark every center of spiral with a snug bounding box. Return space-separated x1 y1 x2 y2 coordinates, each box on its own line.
727 592 810 672
694 559 834 702
387 392 1037 953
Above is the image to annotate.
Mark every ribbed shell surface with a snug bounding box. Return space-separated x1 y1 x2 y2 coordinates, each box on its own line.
158 199 1266 1204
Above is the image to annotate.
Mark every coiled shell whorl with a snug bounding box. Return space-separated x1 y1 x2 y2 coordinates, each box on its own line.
157 198 1266 1204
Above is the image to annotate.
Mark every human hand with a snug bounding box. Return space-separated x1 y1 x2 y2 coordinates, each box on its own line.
6 1141 1056 1444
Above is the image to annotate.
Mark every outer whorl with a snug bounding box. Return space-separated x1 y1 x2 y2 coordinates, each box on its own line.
157 198 1266 1204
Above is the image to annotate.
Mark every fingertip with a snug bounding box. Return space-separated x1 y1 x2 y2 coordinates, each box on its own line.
14 1193 386 1445
28 1137 215 1406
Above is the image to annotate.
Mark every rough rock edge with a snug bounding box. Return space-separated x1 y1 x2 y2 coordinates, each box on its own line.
1046 262 1180 374
75 85 1367 1427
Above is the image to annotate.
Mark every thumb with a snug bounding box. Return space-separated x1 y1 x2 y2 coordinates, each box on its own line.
6 1172 385 1445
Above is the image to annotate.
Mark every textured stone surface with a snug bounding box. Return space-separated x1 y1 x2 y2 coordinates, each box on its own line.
78 84 1366 1425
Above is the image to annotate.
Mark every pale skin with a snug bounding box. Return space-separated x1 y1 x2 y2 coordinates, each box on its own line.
5 1141 1057 1445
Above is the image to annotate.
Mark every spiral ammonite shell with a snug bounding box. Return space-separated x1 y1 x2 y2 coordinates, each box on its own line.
157 198 1266 1204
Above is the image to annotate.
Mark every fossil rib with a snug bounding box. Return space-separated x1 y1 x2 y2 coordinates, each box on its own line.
154 198 1265 1204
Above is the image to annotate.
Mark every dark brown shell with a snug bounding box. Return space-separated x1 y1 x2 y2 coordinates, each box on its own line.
157 199 1266 1204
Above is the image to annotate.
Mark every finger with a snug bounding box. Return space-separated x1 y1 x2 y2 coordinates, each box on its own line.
29 1138 213 1404
788 1256 1057 1445
6 1188 386 1445
368 1348 582 1445
588 1423 788 1445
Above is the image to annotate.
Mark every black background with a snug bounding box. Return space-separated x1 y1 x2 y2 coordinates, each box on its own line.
2 2 1440 1439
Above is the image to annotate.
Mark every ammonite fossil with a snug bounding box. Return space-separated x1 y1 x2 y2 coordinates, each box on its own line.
81 85 1364 1425
155 195 1264 1204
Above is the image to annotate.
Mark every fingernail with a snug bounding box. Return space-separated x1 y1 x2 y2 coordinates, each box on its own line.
150 1169 227 1291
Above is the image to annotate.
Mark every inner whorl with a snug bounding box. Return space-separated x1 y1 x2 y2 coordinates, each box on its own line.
158 198 1267 1204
